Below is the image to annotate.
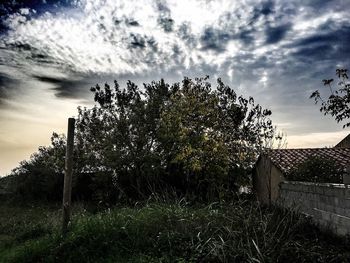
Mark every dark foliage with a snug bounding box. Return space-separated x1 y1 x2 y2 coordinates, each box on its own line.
73 77 276 202
286 155 344 183
6 77 277 203
8 133 65 201
310 68 350 128
1 201 350 262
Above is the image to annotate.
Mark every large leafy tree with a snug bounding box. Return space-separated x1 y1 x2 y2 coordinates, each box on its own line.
8 76 278 202
75 79 172 201
310 69 350 127
75 76 276 201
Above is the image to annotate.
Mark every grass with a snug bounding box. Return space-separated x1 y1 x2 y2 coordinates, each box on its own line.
0 198 349 262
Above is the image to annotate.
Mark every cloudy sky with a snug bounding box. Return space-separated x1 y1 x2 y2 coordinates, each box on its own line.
0 0 349 175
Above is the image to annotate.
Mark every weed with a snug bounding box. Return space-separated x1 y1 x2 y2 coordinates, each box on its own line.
0 200 349 262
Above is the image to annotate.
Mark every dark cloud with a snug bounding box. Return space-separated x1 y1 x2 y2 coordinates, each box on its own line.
127 20 140 27
250 0 275 24
249 0 275 26
158 17 174 32
265 24 291 44
261 1 275 16
237 29 255 45
0 73 13 98
302 0 338 11
156 2 170 13
0 0 75 16
0 72 19 107
155 1 173 32
298 34 337 46
33 75 90 99
177 23 198 48
0 0 77 35
200 25 257 51
200 27 230 51
5 42 32 51
293 44 334 61
290 22 350 60
130 34 146 48
3 42 55 67
128 34 158 52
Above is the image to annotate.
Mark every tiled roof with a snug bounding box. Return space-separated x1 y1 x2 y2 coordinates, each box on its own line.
266 148 350 174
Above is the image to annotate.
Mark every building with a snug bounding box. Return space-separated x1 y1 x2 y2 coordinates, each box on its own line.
335 134 350 148
253 146 350 205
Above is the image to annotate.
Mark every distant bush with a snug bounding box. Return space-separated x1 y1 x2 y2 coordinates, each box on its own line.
11 168 63 202
8 134 66 201
286 156 344 183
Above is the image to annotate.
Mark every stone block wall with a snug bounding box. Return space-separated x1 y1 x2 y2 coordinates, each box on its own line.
278 181 350 236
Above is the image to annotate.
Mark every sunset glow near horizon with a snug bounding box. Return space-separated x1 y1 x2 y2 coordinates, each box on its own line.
0 0 349 176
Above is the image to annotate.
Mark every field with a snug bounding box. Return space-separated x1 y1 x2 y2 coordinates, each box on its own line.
0 198 349 262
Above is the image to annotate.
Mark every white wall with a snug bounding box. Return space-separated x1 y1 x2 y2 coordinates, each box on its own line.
278 181 350 236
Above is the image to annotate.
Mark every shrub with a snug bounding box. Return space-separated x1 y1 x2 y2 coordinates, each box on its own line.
286 155 344 183
7 76 278 203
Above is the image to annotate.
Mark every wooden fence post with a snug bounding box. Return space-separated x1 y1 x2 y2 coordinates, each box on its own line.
62 117 75 235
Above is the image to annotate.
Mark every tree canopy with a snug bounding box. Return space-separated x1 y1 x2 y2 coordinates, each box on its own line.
310 68 350 127
8 76 279 202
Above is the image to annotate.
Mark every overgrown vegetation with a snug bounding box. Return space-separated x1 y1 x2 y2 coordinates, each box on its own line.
5 76 280 203
6 75 346 262
286 156 344 183
1 200 349 262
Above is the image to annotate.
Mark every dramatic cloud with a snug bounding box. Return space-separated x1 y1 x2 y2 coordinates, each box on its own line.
1 0 348 80
0 0 349 174
265 23 291 44
33 74 91 99
0 72 17 107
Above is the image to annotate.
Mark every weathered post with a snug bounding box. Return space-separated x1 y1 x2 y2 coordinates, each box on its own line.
62 117 75 235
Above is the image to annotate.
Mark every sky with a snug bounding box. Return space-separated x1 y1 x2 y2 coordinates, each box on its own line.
0 0 349 176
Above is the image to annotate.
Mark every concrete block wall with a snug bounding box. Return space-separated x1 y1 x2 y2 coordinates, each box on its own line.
278 181 350 236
